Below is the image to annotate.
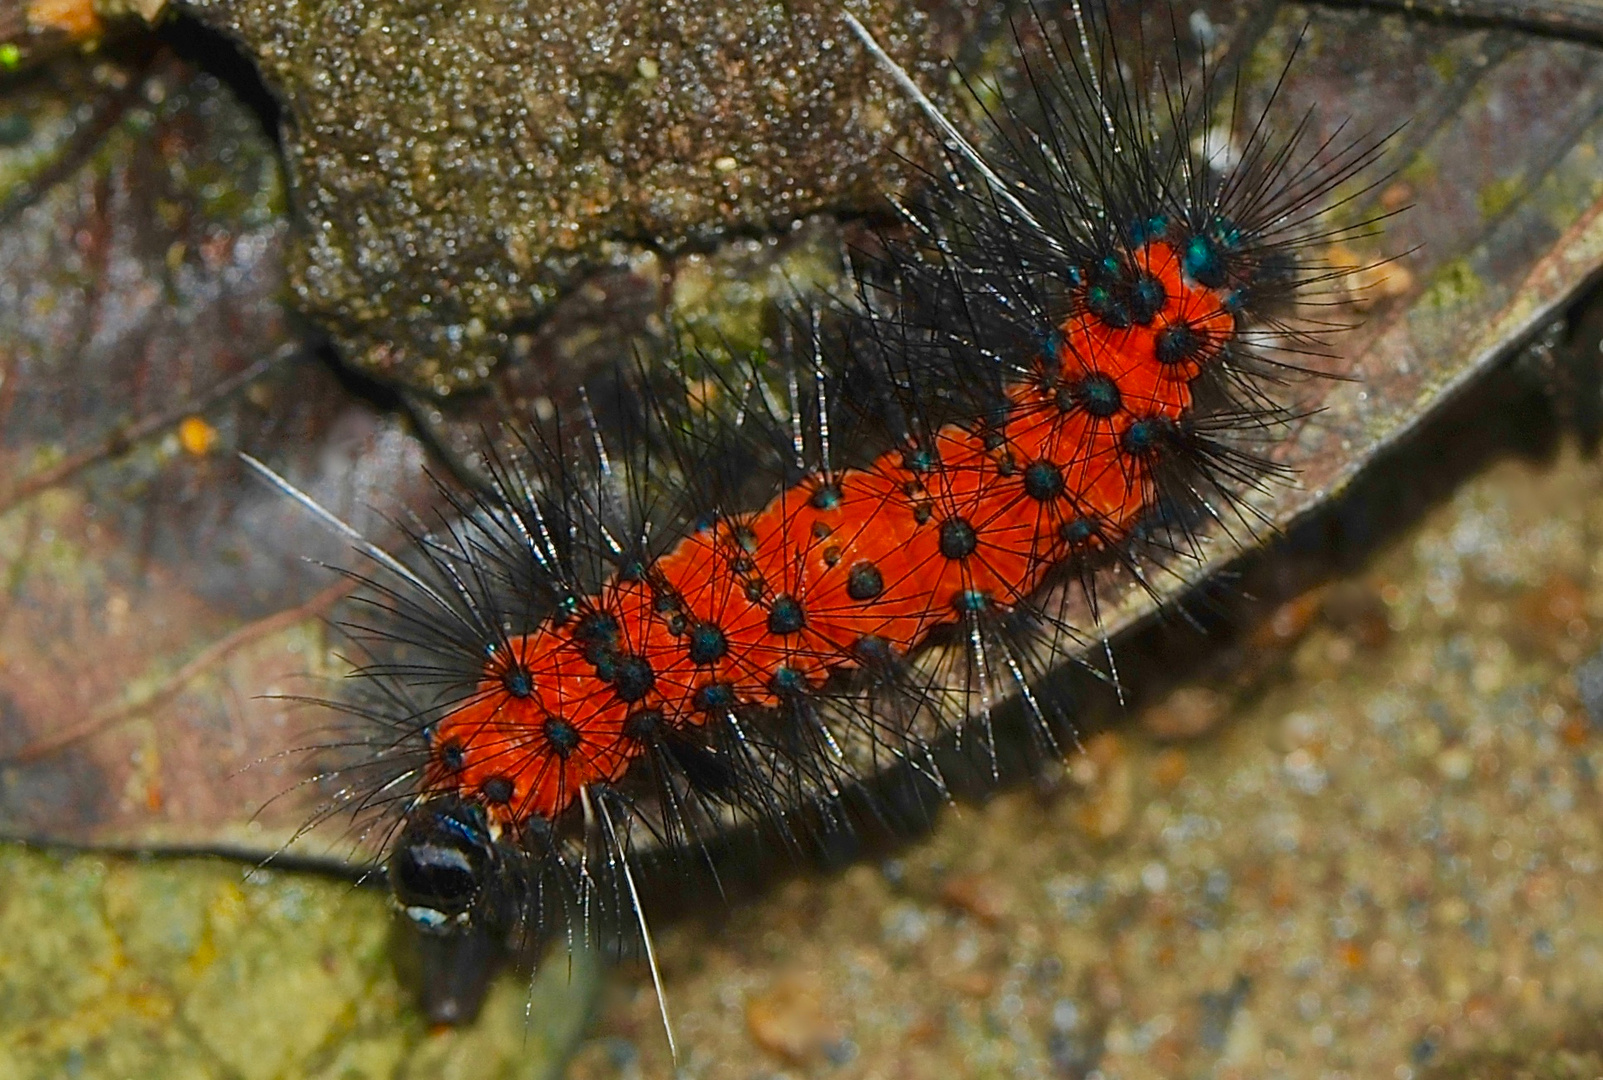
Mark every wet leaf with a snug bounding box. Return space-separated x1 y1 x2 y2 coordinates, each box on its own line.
3 1 1602 872
0 52 432 856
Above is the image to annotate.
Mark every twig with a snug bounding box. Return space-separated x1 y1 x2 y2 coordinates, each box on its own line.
0 343 292 515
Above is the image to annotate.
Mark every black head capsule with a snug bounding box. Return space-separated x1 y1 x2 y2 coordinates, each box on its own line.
388 797 499 935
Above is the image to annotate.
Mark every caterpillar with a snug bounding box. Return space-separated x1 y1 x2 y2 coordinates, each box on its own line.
254 0 1390 1044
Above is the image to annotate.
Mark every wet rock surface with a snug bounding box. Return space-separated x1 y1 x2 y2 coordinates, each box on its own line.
179 0 946 394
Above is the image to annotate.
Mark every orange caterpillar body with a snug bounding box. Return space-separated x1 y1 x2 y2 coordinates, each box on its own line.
262 5 1389 1032
433 241 1234 824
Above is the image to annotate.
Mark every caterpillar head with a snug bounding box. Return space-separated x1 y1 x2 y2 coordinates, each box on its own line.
387 795 501 934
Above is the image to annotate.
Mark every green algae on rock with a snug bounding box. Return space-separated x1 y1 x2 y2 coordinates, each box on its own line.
0 847 598 1079
178 0 943 394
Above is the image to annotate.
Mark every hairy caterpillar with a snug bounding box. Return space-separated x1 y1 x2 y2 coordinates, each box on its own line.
252 0 1390 1045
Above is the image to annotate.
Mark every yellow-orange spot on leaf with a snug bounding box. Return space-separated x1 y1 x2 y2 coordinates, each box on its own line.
27 0 101 38
178 416 218 456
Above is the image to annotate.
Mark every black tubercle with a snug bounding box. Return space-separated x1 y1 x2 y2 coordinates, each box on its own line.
500 666 533 698
767 594 806 634
847 561 884 600
1024 460 1065 501
611 653 656 702
1155 322 1205 366
1064 373 1122 418
687 622 729 664
938 516 979 559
